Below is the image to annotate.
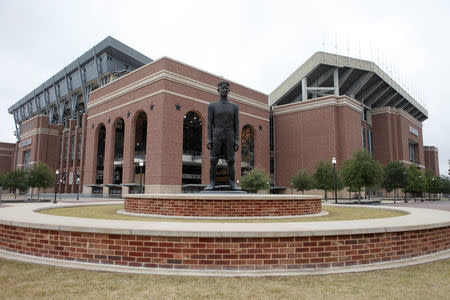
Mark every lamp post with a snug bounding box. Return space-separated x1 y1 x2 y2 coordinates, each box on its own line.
76 175 80 200
139 160 144 194
53 170 59 204
332 157 337 204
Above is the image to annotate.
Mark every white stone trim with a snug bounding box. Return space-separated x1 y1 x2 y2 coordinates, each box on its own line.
273 96 362 116
88 70 269 112
87 89 269 122
371 107 423 128
399 160 425 169
20 128 60 140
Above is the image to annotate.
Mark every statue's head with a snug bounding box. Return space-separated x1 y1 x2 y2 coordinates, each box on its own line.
217 81 230 96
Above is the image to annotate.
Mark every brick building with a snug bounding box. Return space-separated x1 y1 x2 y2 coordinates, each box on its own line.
5 37 440 195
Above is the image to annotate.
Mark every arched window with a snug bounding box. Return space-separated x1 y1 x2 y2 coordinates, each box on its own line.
134 112 147 190
182 111 202 187
241 125 254 175
113 118 124 184
96 125 106 184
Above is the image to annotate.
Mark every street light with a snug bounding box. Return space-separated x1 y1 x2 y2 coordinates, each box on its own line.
76 175 80 200
53 170 59 204
139 160 144 194
332 157 337 204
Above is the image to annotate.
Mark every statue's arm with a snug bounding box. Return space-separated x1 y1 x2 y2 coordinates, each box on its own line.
207 104 214 148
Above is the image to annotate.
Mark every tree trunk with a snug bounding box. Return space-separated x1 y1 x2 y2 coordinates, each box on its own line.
37 188 40 201
358 187 361 204
394 189 397 204
404 191 408 203
324 190 328 201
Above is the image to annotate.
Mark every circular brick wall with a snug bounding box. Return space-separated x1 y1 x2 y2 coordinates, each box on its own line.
0 224 448 271
124 194 322 217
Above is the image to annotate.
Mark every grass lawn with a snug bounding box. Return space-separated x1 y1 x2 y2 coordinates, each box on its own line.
0 258 449 299
39 204 406 223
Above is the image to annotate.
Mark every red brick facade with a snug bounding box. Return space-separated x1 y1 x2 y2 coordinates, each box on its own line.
372 107 424 168
273 96 362 187
424 146 439 176
124 195 321 217
0 142 15 174
1 224 448 271
83 57 269 194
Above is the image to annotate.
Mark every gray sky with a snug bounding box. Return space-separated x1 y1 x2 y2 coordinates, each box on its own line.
1 0 449 175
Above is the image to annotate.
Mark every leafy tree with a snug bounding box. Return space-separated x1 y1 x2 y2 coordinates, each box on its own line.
438 176 450 197
341 150 384 203
313 161 334 201
27 163 55 200
383 161 408 203
239 169 270 193
405 164 427 202
424 170 440 200
3 169 28 199
290 169 313 195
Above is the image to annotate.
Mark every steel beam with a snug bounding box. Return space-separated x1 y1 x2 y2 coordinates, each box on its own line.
378 92 398 107
301 77 307 101
365 86 391 107
339 68 353 88
393 97 406 108
310 68 334 88
77 58 88 113
59 98 65 124
345 72 373 98
333 68 339 96
42 84 50 115
358 80 383 102
92 47 102 88
33 90 41 114
52 76 61 124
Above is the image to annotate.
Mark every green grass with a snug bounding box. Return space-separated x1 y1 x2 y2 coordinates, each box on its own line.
0 258 449 299
39 204 406 223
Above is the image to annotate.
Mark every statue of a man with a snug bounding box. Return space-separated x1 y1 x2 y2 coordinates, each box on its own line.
205 81 241 191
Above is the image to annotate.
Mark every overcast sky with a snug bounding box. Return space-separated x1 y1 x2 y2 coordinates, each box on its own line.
1 0 449 175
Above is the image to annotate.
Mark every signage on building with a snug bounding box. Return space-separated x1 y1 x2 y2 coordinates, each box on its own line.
69 172 73 185
21 138 32 147
409 126 418 136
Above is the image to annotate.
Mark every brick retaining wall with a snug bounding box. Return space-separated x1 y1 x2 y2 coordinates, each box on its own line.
124 197 322 217
1 224 448 270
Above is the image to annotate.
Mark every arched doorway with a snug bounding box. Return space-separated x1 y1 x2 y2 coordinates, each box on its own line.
134 112 147 192
113 118 124 184
182 111 202 189
241 125 254 175
96 125 106 184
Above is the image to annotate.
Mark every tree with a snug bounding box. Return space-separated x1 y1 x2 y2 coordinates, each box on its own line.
424 170 440 200
383 161 408 203
313 161 334 201
438 176 450 198
239 169 270 193
341 150 384 203
27 163 55 200
405 164 427 202
290 169 313 195
3 169 28 199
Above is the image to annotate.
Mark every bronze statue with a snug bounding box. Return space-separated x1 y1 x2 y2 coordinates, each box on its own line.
205 81 241 191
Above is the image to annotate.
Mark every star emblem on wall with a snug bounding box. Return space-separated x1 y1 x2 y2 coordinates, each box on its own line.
107 118 111 124
258 124 263 131
175 103 181 111
91 123 94 129
150 104 155 111
127 111 130 118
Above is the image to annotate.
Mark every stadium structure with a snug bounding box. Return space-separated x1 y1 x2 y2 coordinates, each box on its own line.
2 36 440 196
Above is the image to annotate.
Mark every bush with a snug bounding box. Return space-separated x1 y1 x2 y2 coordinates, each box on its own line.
239 169 270 193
